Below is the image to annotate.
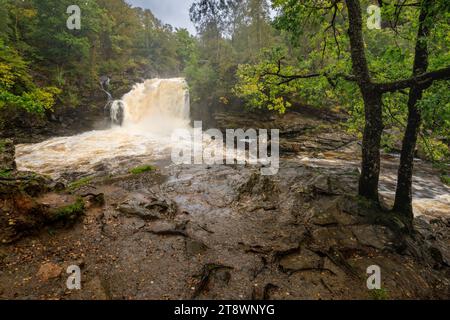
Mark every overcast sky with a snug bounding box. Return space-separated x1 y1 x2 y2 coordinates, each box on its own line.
126 0 196 34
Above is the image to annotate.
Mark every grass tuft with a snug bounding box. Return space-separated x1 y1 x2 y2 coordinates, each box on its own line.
130 165 157 175
68 177 93 191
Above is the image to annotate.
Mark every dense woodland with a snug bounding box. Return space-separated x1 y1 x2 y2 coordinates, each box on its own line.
0 0 449 226
0 0 198 128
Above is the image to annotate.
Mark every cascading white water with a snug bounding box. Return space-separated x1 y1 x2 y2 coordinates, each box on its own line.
122 79 190 126
15 78 191 178
110 100 125 125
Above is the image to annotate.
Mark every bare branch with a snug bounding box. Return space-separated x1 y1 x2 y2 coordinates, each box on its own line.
259 58 356 86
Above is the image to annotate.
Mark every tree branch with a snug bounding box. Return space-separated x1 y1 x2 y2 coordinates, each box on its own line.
377 66 450 93
259 58 356 86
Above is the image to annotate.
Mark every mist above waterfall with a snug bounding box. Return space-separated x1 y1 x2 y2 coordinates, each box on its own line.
15 78 191 177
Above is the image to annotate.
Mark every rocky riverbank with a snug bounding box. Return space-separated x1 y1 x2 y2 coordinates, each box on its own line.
0 139 86 244
0 109 449 300
0 159 448 299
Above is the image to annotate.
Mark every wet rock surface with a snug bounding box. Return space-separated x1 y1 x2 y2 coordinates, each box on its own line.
0 159 448 300
1 112 449 300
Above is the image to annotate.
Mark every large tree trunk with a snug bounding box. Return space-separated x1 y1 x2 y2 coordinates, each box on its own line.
345 0 382 203
393 0 431 221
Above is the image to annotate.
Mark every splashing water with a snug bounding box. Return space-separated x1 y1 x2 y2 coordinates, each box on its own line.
16 78 191 178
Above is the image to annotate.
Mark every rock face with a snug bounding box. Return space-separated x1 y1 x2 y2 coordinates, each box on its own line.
214 111 356 155
0 188 86 243
0 155 448 300
0 139 86 243
0 139 16 172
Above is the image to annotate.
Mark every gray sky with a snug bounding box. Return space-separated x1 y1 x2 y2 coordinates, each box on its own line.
126 0 196 34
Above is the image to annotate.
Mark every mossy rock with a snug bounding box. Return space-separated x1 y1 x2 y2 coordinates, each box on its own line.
0 169 13 178
49 198 86 223
68 177 93 191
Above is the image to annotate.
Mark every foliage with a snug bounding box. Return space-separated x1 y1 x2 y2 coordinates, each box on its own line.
187 0 284 108
0 86 61 114
418 137 450 162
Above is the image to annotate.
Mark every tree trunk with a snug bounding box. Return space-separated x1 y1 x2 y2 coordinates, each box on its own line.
393 0 431 221
345 0 382 203
393 90 423 217
359 89 383 202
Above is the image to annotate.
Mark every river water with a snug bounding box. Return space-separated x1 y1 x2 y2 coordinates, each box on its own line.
16 78 191 177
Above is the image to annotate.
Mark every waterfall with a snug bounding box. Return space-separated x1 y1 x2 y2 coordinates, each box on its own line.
15 78 192 177
109 78 190 130
122 78 190 126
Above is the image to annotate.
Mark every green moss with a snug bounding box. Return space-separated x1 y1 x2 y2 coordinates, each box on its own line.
0 141 5 153
441 175 450 186
68 177 92 191
369 288 389 300
0 169 12 178
53 198 85 222
130 165 157 175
